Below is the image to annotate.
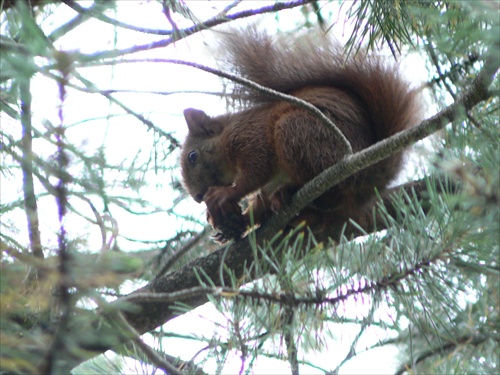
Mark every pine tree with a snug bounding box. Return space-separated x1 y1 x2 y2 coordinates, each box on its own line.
1 1 498 374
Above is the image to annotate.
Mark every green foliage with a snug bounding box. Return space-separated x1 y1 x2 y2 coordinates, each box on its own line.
0 1 498 374
72 354 125 375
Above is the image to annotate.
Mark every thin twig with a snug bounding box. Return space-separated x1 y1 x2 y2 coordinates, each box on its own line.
114 311 188 375
332 301 377 373
78 57 352 155
154 226 210 279
215 0 244 19
71 70 181 149
48 1 98 41
62 0 172 35
425 40 457 100
283 306 299 375
394 334 495 375
20 76 43 261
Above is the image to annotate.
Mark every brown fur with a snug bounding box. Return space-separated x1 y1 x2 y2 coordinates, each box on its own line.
181 28 422 241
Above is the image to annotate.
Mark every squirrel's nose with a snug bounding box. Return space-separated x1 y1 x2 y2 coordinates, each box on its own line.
194 193 204 203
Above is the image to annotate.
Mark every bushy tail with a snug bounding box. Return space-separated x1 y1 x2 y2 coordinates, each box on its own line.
218 27 422 139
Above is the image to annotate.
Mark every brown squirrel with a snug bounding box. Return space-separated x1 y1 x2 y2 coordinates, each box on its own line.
181 28 422 242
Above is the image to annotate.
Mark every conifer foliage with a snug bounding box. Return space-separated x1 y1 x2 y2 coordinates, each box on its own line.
1 1 498 374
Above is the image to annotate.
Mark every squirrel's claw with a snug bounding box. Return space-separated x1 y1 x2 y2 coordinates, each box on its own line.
212 225 242 243
205 186 245 241
212 230 230 243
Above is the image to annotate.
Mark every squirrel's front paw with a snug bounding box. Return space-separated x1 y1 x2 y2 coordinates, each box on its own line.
209 213 245 243
204 186 245 241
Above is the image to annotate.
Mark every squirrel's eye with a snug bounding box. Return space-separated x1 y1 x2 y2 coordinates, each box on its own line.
188 150 198 165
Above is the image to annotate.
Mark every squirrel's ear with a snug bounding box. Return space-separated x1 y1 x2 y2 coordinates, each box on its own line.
184 108 216 137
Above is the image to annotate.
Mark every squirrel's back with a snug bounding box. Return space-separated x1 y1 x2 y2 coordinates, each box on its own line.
218 27 421 140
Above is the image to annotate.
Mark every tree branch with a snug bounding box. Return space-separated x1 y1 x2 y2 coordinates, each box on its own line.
114 311 188 375
20 75 43 261
68 70 181 149
283 306 299 375
62 0 170 35
394 334 498 375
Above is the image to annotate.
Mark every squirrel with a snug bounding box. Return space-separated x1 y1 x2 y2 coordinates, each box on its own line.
181 28 422 242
